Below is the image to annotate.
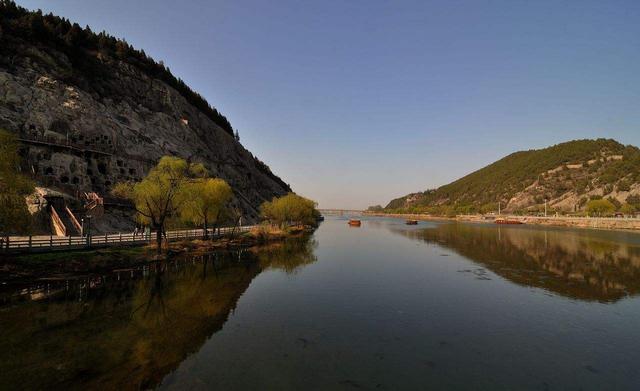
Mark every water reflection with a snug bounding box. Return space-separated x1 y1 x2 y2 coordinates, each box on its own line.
254 236 318 273
391 222 640 302
0 237 317 390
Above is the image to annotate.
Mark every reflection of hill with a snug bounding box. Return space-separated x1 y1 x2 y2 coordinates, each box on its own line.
393 223 640 302
0 238 317 390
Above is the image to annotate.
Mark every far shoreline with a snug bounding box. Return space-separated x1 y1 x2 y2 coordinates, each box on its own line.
363 212 640 233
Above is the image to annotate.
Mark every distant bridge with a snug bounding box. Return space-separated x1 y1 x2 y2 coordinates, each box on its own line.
319 209 363 215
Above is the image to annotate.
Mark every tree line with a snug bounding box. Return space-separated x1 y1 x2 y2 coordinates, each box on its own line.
113 157 318 253
112 157 235 253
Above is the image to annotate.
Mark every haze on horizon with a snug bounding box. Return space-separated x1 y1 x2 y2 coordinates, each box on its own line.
17 0 640 210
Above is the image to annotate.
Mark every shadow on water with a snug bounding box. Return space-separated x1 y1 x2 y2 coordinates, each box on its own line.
389 222 640 303
0 236 317 390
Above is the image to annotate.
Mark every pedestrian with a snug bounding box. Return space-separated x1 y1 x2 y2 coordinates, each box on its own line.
133 225 139 238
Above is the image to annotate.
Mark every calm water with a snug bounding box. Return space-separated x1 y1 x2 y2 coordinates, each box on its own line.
3 216 640 390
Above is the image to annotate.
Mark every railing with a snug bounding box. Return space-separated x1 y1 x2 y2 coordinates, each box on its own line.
18 135 256 171
50 206 67 237
83 192 104 205
18 135 115 156
66 206 83 233
0 226 255 254
18 135 156 166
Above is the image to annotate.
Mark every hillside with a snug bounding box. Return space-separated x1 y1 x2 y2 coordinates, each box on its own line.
384 139 640 215
0 1 290 231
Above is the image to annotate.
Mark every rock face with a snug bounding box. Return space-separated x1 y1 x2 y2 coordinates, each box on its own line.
0 42 290 231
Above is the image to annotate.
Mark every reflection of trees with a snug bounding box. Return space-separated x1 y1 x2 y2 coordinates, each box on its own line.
393 223 640 302
0 236 319 390
254 236 318 273
0 256 258 389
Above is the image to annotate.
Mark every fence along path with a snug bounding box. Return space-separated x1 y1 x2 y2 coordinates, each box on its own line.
1 226 255 254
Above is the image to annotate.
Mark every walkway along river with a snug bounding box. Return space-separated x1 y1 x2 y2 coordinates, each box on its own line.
1 226 255 254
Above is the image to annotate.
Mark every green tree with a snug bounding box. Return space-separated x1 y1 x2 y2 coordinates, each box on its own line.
621 203 636 216
480 202 498 214
112 156 194 253
586 199 616 217
179 178 232 239
0 129 34 237
261 193 319 228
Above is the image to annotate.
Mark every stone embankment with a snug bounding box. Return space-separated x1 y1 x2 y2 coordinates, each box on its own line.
364 213 640 231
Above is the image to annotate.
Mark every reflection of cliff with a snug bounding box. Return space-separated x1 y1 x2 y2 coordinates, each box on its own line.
393 223 640 302
0 240 317 390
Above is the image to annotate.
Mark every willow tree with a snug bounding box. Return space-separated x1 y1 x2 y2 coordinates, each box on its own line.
113 156 196 253
0 129 33 237
260 193 319 228
179 178 232 239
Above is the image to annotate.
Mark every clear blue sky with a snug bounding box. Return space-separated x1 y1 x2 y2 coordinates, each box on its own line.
18 0 640 209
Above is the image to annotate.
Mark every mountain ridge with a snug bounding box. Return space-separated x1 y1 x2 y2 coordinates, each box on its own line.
383 139 640 215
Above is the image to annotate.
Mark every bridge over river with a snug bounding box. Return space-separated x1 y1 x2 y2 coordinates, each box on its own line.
319 209 363 215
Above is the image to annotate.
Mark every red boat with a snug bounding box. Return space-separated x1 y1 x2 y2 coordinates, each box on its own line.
348 219 362 227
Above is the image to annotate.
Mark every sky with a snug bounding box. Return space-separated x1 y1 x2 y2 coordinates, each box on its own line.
17 0 640 209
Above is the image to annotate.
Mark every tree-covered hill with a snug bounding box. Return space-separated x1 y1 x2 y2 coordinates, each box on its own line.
384 139 640 215
0 0 234 135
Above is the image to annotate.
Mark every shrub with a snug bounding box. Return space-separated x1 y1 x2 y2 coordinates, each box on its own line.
617 180 631 192
586 199 616 216
627 195 640 206
621 203 636 215
607 196 622 211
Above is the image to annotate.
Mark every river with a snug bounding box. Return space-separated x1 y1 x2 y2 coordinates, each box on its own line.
2 216 640 390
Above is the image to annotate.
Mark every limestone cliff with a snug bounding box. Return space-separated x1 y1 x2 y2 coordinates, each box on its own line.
0 3 290 232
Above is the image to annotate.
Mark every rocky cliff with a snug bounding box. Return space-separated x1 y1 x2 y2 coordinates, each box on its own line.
0 2 290 232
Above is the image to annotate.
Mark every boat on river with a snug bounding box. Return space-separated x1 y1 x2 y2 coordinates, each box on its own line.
406 219 418 225
348 219 362 227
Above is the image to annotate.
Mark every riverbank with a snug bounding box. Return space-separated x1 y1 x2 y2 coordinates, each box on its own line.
0 225 315 286
164 224 313 254
364 212 640 231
